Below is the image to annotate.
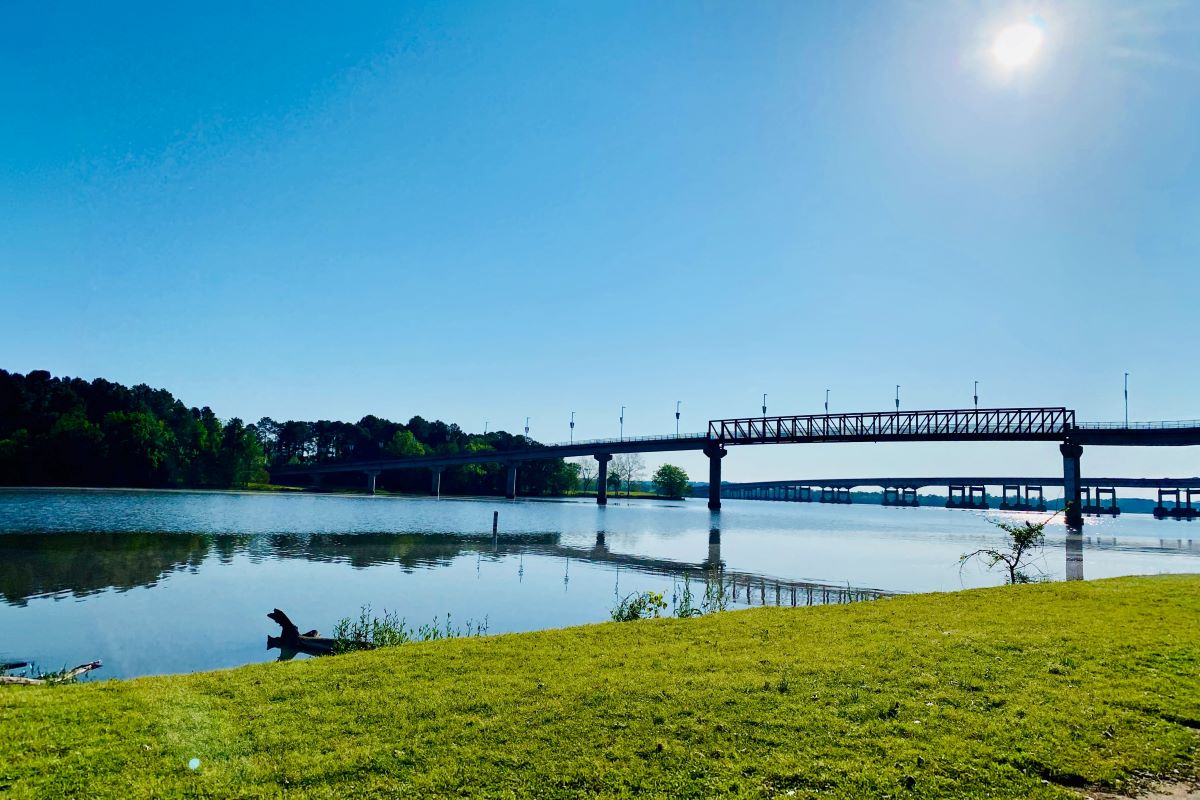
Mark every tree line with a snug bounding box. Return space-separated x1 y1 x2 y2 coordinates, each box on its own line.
0 369 577 495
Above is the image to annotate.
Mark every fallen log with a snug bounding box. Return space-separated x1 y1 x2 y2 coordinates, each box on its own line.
266 609 368 656
0 660 103 686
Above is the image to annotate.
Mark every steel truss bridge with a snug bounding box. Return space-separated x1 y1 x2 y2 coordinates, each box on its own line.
270 406 1200 528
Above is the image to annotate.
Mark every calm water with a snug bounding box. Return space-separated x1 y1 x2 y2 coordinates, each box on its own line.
1 488 1197 679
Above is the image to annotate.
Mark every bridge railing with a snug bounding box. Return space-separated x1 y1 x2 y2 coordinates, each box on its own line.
537 432 710 448
708 407 1075 443
1074 419 1200 430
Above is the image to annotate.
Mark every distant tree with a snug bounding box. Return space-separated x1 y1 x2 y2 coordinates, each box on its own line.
384 430 427 458
577 458 597 492
218 418 268 487
101 411 175 487
545 461 581 495
652 464 690 499
607 470 622 493
613 453 645 497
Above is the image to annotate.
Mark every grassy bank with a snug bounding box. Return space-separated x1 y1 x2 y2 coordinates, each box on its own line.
2 576 1198 798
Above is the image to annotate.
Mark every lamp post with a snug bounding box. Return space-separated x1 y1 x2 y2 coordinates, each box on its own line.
675 401 680 436
762 393 767 417
484 420 488 435
524 417 530 440
570 411 575 443
895 385 900 412
825 389 830 415
620 406 625 441
1124 372 1129 426
973 381 978 410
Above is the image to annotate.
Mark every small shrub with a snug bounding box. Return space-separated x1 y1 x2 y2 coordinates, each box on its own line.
333 606 489 654
961 513 1056 584
611 591 667 622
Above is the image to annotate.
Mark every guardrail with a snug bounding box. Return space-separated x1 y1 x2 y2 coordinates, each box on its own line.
1074 420 1200 430
537 432 710 448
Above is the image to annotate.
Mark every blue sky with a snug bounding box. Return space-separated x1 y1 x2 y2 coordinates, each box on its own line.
2 1 1198 484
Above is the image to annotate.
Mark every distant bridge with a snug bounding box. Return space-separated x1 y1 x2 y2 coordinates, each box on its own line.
269 406 1200 528
721 477 1200 519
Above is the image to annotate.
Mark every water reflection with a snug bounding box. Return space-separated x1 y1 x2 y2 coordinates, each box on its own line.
0 532 210 607
0 527 890 609
5 523 1196 609
1066 533 1083 581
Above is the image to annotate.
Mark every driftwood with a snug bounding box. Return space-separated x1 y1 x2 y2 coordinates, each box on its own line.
0 660 103 686
266 608 343 656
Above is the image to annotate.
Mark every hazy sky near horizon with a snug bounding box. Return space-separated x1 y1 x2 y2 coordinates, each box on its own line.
2 1 1198 483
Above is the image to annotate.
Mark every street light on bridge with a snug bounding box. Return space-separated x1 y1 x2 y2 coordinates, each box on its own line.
974 381 979 410
895 385 900 412
825 389 830 415
762 393 767 417
1124 372 1129 426
620 406 625 441
675 401 681 436
570 411 575 443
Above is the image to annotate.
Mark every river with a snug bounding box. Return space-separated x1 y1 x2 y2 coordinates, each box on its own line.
1 488 1196 679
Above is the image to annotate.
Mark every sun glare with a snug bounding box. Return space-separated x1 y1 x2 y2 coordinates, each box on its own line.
992 21 1044 68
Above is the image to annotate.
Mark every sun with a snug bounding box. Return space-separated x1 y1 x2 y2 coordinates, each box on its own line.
992 21 1044 68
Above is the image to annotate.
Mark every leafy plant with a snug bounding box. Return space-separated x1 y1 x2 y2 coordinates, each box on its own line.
961 513 1057 584
611 591 667 622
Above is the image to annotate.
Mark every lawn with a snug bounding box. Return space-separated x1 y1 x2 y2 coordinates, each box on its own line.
2 575 1198 798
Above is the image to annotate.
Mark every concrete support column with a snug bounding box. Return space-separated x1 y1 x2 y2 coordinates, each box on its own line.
430 467 444 497
1060 442 1084 529
595 454 613 505
505 463 519 500
704 445 727 511
364 471 379 495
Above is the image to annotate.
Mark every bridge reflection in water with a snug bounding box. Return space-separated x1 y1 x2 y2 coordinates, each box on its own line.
0 522 1154 610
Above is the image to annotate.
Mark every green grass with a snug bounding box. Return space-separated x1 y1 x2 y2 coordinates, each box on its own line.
2 576 1198 798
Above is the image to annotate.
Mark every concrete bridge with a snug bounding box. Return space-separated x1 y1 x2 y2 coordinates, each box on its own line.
721 476 1200 519
269 406 1200 528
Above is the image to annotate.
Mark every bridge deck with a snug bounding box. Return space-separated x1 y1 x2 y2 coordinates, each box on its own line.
270 407 1200 480
723 476 1200 490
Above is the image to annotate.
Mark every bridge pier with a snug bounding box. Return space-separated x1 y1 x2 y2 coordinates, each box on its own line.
819 486 851 504
1154 488 1200 520
1061 443 1084 529
430 467 443 497
1000 484 1046 512
705 445 727 511
505 463 518 500
364 470 379 495
595 454 612 505
946 485 989 510
1081 486 1120 516
882 486 918 507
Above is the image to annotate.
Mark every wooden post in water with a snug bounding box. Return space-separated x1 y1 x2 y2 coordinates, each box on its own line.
492 510 499 535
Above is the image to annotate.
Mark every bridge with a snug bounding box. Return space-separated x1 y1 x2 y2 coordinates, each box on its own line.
721 476 1200 519
269 406 1200 528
